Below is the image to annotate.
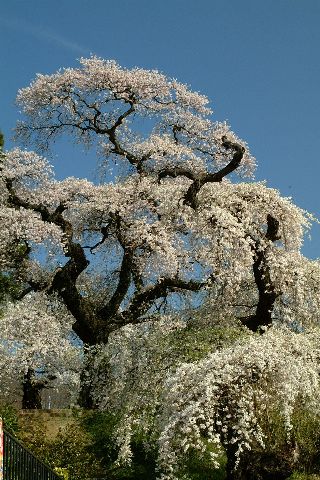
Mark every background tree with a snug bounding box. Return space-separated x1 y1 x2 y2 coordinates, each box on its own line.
0 291 81 408
0 134 80 408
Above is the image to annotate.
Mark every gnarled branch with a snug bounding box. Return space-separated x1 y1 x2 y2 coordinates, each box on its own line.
158 137 245 209
121 277 206 323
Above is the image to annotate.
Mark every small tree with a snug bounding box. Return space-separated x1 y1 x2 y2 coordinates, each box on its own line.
0 292 81 408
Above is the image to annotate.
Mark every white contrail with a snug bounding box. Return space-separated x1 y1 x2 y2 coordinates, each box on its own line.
0 14 91 55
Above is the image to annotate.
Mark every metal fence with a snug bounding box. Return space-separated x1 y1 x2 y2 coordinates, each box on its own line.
3 429 62 480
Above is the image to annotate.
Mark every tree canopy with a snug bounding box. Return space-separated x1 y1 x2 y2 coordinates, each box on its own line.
2 56 317 340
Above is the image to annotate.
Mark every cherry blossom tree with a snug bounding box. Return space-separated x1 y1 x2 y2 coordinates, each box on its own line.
0 56 320 475
0 292 80 408
0 56 318 414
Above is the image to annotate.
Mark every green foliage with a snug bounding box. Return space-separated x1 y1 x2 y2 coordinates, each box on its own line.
0 404 19 435
235 400 320 479
18 415 53 466
0 272 20 307
179 445 227 480
2 323 319 480
286 475 320 480
19 410 224 480
291 407 320 472
79 410 157 479
79 410 228 480
53 468 70 480
18 414 103 480
46 422 104 480
6 402 320 479
166 323 249 363
79 410 119 466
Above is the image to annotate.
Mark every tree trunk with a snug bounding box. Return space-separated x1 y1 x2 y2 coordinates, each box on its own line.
78 372 95 409
22 368 44 409
77 348 99 409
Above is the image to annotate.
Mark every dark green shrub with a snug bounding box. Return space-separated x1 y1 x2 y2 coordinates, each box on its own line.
45 422 104 480
80 410 157 479
236 402 320 479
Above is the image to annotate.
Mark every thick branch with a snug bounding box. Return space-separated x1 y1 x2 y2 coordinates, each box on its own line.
48 243 96 344
97 246 134 319
121 277 205 322
96 212 135 321
158 137 245 209
7 181 96 344
90 275 207 341
184 137 245 208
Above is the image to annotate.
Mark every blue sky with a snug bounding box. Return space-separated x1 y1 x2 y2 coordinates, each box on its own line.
1 0 320 258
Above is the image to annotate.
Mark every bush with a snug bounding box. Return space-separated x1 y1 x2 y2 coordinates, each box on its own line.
2 405 320 479
179 445 227 480
45 422 104 480
236 402 320 479
0 404 19 435
80 410 156 479
17 411 103 480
